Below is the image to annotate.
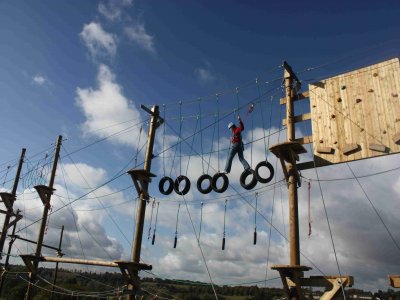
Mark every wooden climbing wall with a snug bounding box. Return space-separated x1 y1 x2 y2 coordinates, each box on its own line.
308 58 400 167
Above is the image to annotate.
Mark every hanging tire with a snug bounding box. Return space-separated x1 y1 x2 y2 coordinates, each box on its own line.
159 176 174 195
211 173 229 193
240 169 257 190
174 175 191 195
255 161 274 183
197 174 213 194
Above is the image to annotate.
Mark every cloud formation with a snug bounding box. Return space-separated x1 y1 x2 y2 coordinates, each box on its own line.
124 24 156 54
80 22 117 59
98 0 133 22
32 74 47 86
75 64 142 147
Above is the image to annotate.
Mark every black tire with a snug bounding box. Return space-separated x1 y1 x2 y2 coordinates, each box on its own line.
211 173 229 193
197 174 213 194
240 169 257 190
159 176 174 195
255 161 274 183
174 175 191 195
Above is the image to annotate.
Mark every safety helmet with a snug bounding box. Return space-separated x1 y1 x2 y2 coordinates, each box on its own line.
228 122 234 129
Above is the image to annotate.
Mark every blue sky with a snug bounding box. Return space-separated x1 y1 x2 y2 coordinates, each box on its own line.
1 0 400 294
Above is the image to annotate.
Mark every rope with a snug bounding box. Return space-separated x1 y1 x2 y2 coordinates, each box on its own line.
198 98 205 174
179 101 183 176
308 181 312 237
1 165 11 186
174 204 181 248
207 114 218 174
222 199 228 250
134 126 143 167
152 201 159 244
254 192 258 245
216 94 220 171
180 193 219 300
256 78 268 158
346 163 400 252
185 116 199 176
199 202 204 241
148 199 156 240
163 104 166 176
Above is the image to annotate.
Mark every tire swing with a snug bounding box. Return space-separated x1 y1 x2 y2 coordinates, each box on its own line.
255 160 274 183
197 174 213 194
174 175 191 195
212 172 229 193
240 169 257 190
159 176 174 195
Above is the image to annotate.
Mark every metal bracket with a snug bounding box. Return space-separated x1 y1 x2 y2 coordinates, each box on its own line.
141 104 164 129
34 185 55 206
20 254 41 274
127 169 156 201
0 193 15 211
7 213 22 231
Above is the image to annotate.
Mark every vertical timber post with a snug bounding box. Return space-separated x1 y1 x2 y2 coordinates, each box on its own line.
49 225 64 300
25 135 62 300
0 148 26 257
129 105 160 299
284 63 300 266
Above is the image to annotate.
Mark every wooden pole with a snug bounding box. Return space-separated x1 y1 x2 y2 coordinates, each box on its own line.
0 148 26 258
49 225 64 300
284 65 300 266
129 105 160 299
25 135 62 300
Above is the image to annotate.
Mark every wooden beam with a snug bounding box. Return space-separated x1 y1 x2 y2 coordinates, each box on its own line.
282 113 311 126
280 91 309 104
389 275 400 288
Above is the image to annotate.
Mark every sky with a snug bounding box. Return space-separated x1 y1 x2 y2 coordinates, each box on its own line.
1 0 400 295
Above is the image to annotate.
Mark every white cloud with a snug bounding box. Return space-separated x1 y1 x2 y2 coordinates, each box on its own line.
32 74 47 86
98 0 133 22
124 24 155 54
80 22 117 59
76 64 142 147
195 68 215 84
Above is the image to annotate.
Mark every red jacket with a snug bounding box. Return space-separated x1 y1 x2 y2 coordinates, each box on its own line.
231 119 244 144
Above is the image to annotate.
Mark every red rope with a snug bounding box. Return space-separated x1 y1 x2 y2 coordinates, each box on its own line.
308 181 312 237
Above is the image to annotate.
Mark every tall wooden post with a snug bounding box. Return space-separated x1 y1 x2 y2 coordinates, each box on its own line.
25 135 62 300
284 64 300 266
0 148 26 258
49 225 64 300
129 105 160 299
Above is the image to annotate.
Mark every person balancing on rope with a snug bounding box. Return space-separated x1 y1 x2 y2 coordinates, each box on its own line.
222 115 250 174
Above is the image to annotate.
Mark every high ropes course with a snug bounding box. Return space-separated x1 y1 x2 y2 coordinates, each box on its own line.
0 54 400 299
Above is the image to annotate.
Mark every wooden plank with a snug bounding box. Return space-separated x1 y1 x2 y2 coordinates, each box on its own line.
343 143 360 155
316 146 334 154
369 143 387 153
295 135 312 144
282 112 311 126
280 91 309 104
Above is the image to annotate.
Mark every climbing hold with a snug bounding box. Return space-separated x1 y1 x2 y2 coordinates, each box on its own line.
211 172 229 193
368 89 374 93
373 72 378 77
331 114 336 119
254 161 274 184
337 97 342 102
319 139 324 143
197 174 213 194
240 169 257 190
392 93 398 97
356 98 362 103
174 175 191 195
159 176 174 195
341 85 346 90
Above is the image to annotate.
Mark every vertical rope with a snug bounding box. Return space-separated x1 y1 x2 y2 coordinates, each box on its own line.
216 94 220 171
162 104 166 176
134 126 143 168
199 202 204 241
256 78 268 158
179 101 183 176
222 199 228 250
148 199 156 240
198 98 205 174
174 204 181 249
152 202 159 245
185 117 199 176
207 115 218 174
254 192 258 245
2 166 10 186
235 87 240 116
308 181 312 237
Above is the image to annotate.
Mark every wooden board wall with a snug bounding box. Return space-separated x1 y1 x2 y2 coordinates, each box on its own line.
308 58 400 167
